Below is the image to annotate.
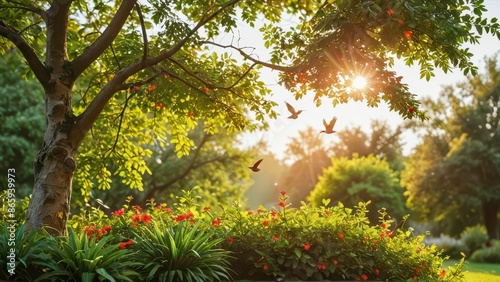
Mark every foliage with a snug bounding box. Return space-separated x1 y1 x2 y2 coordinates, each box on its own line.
0 223 48 281
1 0 499 233
331 120 405 171
308 154 406 223
0 190 29 225
402 55 500 238
5 190 469 281
0 50 44 196
460 225 489 256
132 220 233 282
33 228 141 282
470 240 500 263
279 126 332 203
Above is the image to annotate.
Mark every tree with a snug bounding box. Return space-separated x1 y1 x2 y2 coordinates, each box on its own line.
0 0 498 234
332 120 404 171
402 56 500 239
308 154 406 223
0 50 44 196
279 126 331 203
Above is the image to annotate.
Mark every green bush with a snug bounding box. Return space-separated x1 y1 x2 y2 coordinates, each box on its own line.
4 189 468 281
132 220 233 282
208 192 463 281
460 225 488 255
0 223 48 281
33 228 141 282
428 234 465 260
470 240 500 263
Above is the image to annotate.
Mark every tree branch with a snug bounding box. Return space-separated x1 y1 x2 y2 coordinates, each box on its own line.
71 0 137 77
135 3 148 61
0 21 49 85
74 0 241 142
202 41 298 72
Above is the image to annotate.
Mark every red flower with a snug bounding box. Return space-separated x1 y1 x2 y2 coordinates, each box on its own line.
147 84 156 93
119 239 133 249
257 209 262 214
375 269 380 276
361 274 368 281
273 236 279 242
156 103 165 110
387 9 394 16
439 270 446 280
157 205 163 211
409 106 415 113
247 210 253 215
278 201 285 208
134 85 140 91
333 259 338 265
339 233 345 239
131 214 140 222
212 218 221 227
404 30 413 39
317 264 327 270
204 206 211 212
270 211 277 217
413 275 418 281
101 226 112 234
263 264 268 270
141 213 151 224
165 207 172 214
324 210 330 216
398 19 404 25
263 220 269 227
303 243 311 251
281 191 286 195
133 205 142 211
228 237 234 243
381 223 387 229
204 87 210 93
113 208 124 217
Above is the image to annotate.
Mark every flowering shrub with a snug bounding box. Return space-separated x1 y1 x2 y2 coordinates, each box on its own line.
205 192 464 281
3 190 467 281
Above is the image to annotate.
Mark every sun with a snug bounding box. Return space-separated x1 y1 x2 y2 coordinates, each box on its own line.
351 76 368 89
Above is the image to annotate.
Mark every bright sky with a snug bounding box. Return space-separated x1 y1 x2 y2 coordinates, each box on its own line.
233 0 500 161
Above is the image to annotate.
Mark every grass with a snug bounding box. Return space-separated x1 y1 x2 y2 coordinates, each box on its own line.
444 259 500 282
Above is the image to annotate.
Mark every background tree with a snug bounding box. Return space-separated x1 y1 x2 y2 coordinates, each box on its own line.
402 56 500 239
0 50 44 196
308 154 406 223
332 120 404 171
279 126 331 203
0 0 498 234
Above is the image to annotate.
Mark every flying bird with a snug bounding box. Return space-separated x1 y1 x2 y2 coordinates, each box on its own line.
285 102 304 119
249 159 263 172
320 117 337 134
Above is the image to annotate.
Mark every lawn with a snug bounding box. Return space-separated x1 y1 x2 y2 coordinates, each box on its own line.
443 260 500 282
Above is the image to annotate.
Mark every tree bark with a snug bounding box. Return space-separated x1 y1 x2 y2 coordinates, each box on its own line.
482 199 499 240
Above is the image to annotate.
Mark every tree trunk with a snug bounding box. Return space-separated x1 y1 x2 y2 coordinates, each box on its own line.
482 199 499 240
25 85 79 236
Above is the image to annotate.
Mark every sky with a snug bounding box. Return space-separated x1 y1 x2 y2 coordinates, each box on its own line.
233 0 500 161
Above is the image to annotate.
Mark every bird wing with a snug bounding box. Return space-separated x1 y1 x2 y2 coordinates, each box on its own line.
329 117 337 129
323 118 328 128
285 102 296 114
253 158 263 168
